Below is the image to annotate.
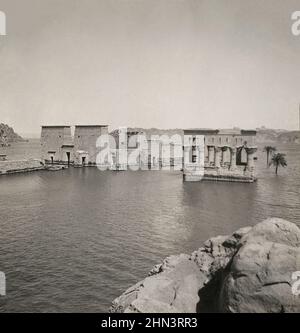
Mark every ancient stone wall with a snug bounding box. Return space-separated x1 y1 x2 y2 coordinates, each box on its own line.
41 126 72 163
0 159 44 174
74 126 108 165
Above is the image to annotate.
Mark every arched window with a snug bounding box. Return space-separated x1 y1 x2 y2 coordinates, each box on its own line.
236 146 247 165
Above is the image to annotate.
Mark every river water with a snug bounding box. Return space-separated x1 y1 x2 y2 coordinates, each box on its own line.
0 140 299 312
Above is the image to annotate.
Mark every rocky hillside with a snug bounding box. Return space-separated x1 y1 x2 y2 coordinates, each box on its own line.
276 131 300 144
111 127 300 144
110 218 300 313
0 123 24 146
256 128 300 144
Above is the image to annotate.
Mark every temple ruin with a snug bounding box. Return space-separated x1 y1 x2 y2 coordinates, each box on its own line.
183 129 257 182
41 125 108 166
40 125 258 182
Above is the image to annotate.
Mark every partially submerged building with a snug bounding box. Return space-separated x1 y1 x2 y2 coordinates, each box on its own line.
73 125 108 166
183 129 257 182
110 128 149 170
40 125 258 182
41 125 109 166
109 128 183 170
41 126 73 164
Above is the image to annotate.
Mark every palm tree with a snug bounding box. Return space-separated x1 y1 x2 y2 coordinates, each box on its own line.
269 153 287 175
263 146 276 166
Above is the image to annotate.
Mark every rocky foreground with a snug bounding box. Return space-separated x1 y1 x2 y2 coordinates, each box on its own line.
110 218 300 313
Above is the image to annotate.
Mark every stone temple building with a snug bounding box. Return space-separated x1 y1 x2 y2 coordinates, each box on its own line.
41 125 108 166
183 129 257 182
73 125 108 165
41 125 258 183
110 128 183 170
110 128 149 170
41 126 73 164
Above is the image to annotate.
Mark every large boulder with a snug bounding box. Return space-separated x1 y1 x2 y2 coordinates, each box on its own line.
110 254 207 313
110 218 300 313
219 218 300 313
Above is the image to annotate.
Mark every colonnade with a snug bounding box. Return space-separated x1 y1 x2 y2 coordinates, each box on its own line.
206 146 257 171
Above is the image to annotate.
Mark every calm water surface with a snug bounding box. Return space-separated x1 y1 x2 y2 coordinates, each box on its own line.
0 141 299 312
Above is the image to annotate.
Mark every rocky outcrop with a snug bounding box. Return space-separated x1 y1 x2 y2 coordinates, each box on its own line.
0 123 24 146
219 218 300 313
110 218 300 313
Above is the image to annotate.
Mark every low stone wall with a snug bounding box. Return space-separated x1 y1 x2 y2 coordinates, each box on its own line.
110 218 300 313
0 159 45 175
203 166 256 183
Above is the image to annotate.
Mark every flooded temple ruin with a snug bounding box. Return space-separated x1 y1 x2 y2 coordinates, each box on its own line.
40 125 257 182
183 129 257 182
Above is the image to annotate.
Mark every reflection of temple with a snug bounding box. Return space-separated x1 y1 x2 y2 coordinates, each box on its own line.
183 129 257 182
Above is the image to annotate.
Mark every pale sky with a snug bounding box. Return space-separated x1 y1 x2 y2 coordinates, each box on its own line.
0 0 300 135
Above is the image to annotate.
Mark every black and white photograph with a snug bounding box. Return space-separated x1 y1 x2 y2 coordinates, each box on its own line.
0 0 300 320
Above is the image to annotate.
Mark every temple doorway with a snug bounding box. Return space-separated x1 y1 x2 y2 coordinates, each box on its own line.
66 152 70 165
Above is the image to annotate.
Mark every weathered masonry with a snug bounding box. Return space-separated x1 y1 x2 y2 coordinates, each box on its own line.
40 126 258 182
41 126 73 164
110 128 149 170
41 125 108 166
74 125 108 166
183 129 257 182
110 128 183 170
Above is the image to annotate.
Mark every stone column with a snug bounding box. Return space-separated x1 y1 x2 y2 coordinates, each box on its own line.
221 147 227 166
208 146 215 164
230 148 237 171
215 147 221 168
204 145 209 163
246 147 257 172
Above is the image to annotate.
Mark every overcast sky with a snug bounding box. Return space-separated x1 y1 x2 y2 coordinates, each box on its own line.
0 0 300 135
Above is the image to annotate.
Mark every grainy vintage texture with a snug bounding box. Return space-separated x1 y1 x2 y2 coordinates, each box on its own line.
0 0 300 315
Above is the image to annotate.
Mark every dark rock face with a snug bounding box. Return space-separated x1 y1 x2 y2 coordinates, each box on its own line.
110 218 300 313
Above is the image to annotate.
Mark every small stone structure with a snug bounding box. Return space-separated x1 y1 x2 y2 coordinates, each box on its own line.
183 129 257 182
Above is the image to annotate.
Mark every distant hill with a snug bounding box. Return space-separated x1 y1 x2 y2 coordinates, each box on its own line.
256 127 300 144
127 127 183 138
277 131 300 144
111 127 300 144
0 123 24 146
